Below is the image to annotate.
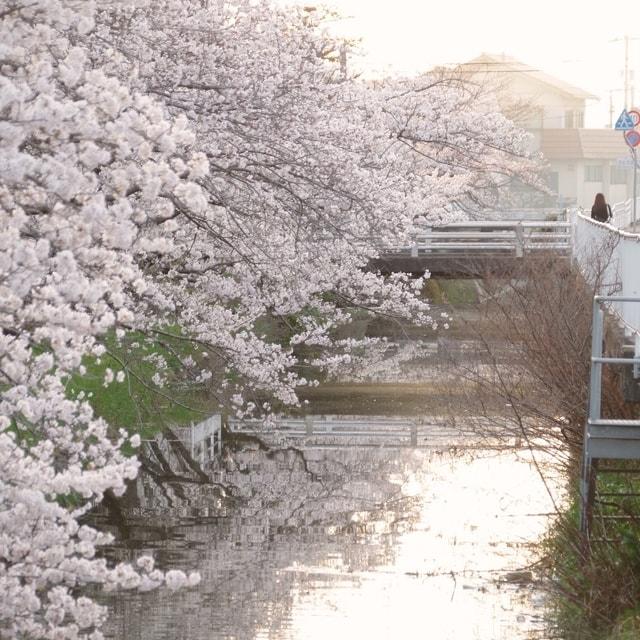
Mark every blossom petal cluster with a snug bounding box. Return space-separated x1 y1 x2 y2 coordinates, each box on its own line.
0 0 538 637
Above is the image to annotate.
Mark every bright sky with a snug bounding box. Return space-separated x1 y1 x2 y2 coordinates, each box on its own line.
282 0 640 127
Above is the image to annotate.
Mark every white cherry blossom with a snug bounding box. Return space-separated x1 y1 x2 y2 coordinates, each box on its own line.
0 0 539 637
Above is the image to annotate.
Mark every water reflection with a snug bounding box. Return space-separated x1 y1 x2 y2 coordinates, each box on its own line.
101 441 556 640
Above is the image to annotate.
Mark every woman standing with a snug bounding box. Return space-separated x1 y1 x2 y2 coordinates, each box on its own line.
591 193 612 223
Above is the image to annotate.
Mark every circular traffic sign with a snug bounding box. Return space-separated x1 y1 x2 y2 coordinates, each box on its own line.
629 109 640 127
625 129 640 147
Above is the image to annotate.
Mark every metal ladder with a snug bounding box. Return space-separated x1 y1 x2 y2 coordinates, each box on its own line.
580 295 640 536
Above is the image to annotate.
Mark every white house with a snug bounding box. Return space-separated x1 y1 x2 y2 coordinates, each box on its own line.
461 54 635 210
539 128 632 208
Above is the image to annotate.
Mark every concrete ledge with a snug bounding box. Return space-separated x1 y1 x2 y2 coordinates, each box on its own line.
368 254 570 277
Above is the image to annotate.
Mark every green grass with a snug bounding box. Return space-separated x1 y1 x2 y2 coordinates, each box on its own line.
421 279 478 305
66 329 208 443
438 279 479 305
544 476 640 640
607 612 640 640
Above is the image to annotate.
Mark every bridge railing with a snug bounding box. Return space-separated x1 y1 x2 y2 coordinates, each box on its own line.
385 220 572 258
227 415 515 448
229 415 419 437
579 295 640 536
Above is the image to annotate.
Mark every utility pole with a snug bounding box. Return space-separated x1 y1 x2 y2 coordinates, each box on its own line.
625 34 630 107
611 35 640 109
610 90 615 128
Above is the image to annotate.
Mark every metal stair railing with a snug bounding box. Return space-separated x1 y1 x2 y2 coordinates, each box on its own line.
580 295 640 536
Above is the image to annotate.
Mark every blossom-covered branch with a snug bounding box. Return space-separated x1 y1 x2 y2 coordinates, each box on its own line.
0 0 540 637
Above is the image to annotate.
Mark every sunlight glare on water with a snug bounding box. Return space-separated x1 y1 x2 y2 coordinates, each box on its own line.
251 451 554 640
105 445 559 640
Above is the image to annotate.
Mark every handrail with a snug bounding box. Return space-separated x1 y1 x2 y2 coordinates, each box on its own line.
572 211 640 342
608 196 640 234
580 295 640 535
384 220 572 258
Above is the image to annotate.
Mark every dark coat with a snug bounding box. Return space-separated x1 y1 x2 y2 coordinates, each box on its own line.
591 203 612 223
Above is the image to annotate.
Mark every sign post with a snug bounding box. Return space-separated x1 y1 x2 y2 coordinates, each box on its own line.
634 147 638 233
619 109 640 232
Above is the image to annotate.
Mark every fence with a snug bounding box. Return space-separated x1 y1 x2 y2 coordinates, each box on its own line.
146 415 223 465
229 415 428 447
392 220 572 258
580 295 640 535
611 196 640 232
189 415 222 463
572 208 640 357
227 414 522 449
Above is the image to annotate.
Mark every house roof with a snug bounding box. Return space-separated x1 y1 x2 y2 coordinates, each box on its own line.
540 128 630 159
460 54 597 101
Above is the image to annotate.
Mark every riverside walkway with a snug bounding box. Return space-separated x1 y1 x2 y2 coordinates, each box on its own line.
572 201 640 343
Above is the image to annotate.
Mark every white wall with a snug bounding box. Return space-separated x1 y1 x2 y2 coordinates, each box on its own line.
556 162 632 209
506 74 584 129
573 211 640 346
549 160 578 204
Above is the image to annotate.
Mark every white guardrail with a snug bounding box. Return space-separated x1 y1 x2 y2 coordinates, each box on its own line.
227 415 509 449
386 220 572 257
572 202 640 355
229 415 426 446
611 196 640 232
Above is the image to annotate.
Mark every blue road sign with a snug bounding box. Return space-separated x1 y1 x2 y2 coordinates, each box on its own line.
615 109 636 130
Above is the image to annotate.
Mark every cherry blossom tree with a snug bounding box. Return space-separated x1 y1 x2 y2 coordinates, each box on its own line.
0 0 540 637
1 2 203 637
85 0 540 405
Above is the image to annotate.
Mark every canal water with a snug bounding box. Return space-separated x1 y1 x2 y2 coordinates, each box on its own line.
102 437 559 640
100 303 562 639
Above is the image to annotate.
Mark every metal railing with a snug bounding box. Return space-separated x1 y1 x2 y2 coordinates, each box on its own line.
227 414 521 449
611 197 640 233
580 295 640 535
229 415 427 447
385 220 572 258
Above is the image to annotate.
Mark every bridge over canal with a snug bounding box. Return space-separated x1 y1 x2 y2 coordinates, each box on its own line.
370 218 572 277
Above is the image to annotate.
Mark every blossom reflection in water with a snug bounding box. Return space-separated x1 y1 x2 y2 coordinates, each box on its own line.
105 446 557 640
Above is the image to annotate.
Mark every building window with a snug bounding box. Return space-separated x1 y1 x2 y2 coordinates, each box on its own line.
611 165 628 184
564 110 584 129
585 165 603 182
565 110 574 128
